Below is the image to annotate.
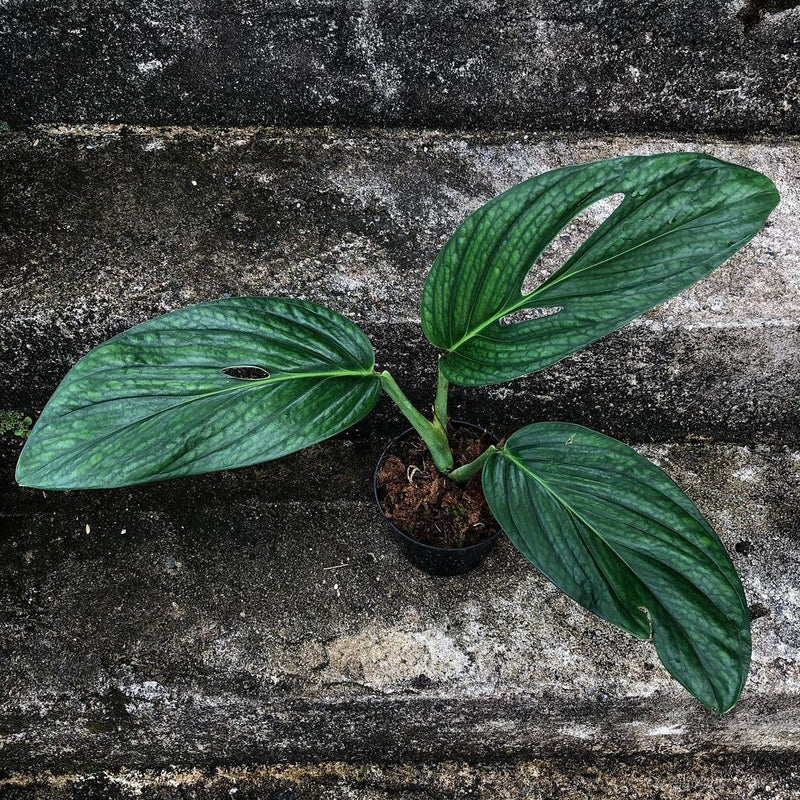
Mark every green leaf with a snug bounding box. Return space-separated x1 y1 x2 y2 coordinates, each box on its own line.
422 153 779 385
16 297 381 489
483 423 751 712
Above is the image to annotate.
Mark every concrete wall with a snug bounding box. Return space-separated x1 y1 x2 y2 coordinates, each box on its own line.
1 0 799 132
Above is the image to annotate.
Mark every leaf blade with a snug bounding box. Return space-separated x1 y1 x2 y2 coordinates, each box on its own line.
483 422 750 712
422 153 779 385
16 297 381 489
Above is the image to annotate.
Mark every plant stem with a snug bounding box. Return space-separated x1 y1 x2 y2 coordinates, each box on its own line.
379 371 454 474
448 445 499 484
433 363 449 434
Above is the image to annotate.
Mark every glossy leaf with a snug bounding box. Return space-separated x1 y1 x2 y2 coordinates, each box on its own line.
422 153 779 385
16 297 381 489
483 423 750 712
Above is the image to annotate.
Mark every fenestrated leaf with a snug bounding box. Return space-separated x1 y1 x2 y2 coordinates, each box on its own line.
482 423 750 712
16 297 381 489
422 153 779 385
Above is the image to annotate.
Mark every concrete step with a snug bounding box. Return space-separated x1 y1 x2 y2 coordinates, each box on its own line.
1 127 798 443
1 435 798 774
2 755 800 799
0 1 797 133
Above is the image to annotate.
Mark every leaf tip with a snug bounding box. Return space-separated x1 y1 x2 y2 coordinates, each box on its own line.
14 458 37 489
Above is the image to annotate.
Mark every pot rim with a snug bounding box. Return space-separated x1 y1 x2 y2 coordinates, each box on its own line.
373 419 503 555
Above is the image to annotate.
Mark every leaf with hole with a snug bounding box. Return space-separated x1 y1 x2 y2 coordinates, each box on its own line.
16 297 381 489
421 152 779 385
482 422 750 712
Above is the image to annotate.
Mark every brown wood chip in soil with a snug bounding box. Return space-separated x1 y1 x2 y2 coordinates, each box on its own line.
376 423 501 549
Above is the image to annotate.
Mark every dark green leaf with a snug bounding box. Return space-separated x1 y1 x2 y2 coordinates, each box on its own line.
483 423 750 712
422 153 779 385
16 297 381 489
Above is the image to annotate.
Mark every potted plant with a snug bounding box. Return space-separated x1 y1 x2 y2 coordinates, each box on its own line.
15 153 779 714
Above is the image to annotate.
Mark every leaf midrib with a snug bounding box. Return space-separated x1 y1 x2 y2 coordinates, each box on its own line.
49 368 377 421
443 198 746 355
28 371 377 480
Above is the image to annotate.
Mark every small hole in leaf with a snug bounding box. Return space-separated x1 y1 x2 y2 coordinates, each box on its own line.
500 306 563 325
222 366 271 380
521 192 626 295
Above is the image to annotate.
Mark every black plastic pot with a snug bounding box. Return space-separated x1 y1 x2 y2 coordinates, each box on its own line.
373 420 502 576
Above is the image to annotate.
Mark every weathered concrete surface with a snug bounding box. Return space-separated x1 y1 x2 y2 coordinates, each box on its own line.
1 428 798 772
1 127 798 443
1 124 797 789
0 1 798 133
3 755 800 799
